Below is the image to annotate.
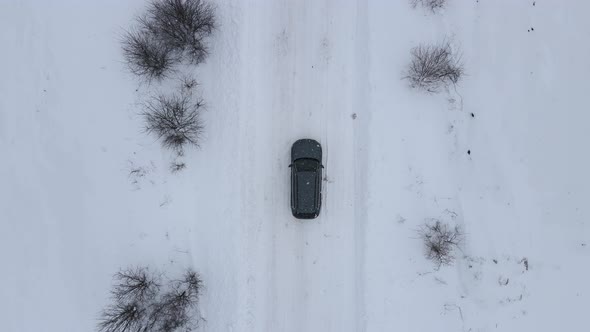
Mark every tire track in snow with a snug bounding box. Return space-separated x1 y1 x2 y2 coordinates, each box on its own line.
236 4 274 331
353 2 370 331
268 1 305 331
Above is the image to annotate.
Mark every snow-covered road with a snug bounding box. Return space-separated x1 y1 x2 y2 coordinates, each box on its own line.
230 2 369 331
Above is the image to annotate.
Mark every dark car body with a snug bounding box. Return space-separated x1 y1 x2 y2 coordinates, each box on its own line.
290 139 323 219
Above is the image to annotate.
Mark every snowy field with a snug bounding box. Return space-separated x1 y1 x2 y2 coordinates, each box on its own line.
1 0 590 331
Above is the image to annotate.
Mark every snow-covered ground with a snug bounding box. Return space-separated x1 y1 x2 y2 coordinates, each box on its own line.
1 0 589 331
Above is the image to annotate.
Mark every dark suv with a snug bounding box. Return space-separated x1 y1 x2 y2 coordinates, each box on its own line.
290 139 323 219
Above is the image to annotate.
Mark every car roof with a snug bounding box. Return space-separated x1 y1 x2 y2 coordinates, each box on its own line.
295 171 319 214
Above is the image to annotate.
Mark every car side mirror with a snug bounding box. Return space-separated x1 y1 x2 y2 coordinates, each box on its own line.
289 164 293 167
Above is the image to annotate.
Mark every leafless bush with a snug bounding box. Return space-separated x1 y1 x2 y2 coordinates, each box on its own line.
419 220 463 267
122 29 177 81
150 270 203 332
99 267 203 332
111 267 161 303
411 0 446 12
170 161 186 173
180 76 198 92
99 301 147 332
99 267 160 332
145 0 216 64
143 91 204 153
122 0 215 79
405 41 463 93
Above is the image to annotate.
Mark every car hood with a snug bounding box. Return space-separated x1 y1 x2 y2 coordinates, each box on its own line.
291 139 322 162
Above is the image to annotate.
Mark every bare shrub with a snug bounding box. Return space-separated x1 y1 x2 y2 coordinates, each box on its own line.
170 161 186 173
122 28 177 81
99 267 159 332
150 270 203 332
180 76 198 92
143 91 204 153
99 267 203 332
145 0 216 64
419 220 463 267
405 41 463 93
111 267 161 303
99 301 147 332
122 0 215 79
411 0 446 12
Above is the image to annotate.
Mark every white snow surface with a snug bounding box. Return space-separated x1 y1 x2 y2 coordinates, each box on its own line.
1 0 590 331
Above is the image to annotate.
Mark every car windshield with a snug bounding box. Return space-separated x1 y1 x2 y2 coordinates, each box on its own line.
294 158 319 171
